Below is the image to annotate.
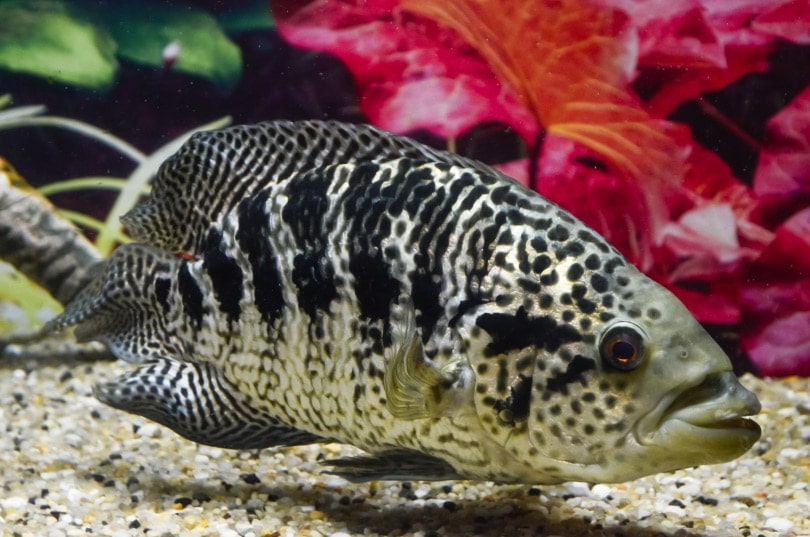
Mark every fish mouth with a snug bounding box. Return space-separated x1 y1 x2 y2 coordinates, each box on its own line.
638 371 761 458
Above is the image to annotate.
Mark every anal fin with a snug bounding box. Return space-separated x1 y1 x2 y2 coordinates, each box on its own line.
96 357 325 449
324 448 462 482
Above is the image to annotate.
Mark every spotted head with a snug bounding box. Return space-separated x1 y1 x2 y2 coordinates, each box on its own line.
460 224 761 484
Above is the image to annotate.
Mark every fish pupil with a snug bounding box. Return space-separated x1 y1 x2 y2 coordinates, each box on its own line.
611 340 636 362
600 323 646 371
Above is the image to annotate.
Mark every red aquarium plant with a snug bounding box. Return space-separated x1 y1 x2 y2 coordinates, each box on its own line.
273 0 810 376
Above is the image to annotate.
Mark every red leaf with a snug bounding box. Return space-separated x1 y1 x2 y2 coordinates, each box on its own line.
395 0 687 188
598 0 727 69
604 0 786 115
273 0 536 139
644 45 773 117
741 208 810 376
665 282 743 325
751 0 810 44
532 134 657 269
703 0 796 47
754 86 810 221
743 311 810 376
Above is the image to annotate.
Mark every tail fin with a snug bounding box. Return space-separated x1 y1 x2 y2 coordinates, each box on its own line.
44 244 184 363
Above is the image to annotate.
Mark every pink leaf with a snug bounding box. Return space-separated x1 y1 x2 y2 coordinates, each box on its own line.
741 208 810 376
644 45 773 117
703 0 796 47
752 0 810 44
597 0 727 69
754 86 810 220
273 0 536 139
599 0 785 115
744 312 810 377
666 283 743 325
534 134 656 269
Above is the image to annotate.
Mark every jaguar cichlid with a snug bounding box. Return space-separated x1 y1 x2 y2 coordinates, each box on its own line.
45 120 761 484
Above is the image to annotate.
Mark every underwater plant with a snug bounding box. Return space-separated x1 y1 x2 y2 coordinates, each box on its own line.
0 100 230 333
272 0 810 376
0 0 275 91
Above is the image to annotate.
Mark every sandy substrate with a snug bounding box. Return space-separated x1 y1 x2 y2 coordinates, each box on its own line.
0 354 808 537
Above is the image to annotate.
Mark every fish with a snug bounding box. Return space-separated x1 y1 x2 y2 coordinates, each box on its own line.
44 120 762 484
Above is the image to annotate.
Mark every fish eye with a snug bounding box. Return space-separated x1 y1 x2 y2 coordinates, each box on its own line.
599 321 646 371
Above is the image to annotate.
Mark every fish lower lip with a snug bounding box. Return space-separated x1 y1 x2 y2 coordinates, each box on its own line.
636 370 762 452
662 371 761 429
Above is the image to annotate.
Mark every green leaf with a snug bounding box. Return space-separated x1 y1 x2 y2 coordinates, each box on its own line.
0 261 63 334
85 1 243 89
216 0 275 34
0 0 117 90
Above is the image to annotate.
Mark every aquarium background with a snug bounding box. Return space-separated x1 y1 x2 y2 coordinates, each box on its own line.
1 0 809 377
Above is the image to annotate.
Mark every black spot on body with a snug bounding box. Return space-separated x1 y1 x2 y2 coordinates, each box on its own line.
532 255 551 274
584 253 602 270
506 208 525 225
489 185 510 204
448 171 477 198
577 298 597 314
203 229 243 324
534 217 552 229
494 374 532 424
547 224 570 242
604 257 624 274
561 241 585 257
178 263 204 330
590 273 609 293
540 270 559 286
517 278 541 293
277 168 340 320
476 307 583 356
566 263 584 281
530 236 548 252
545 355 596 394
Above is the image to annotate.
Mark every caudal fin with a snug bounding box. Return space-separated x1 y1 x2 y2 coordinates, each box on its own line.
43 244 184 363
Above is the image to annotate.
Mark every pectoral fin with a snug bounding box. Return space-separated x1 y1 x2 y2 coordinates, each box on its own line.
383 311 474 420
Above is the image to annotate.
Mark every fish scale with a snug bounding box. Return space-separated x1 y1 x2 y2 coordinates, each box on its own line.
44 120 761 485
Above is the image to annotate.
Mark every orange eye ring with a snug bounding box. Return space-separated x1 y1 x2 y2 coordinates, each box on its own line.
600 323 646 371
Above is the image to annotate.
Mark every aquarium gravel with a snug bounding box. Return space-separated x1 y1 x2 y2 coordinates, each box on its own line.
0 355 808 537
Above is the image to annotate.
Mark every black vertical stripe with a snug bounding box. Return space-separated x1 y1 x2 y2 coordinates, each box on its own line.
202 228 243 324
178 262 204 330
236 190 286 324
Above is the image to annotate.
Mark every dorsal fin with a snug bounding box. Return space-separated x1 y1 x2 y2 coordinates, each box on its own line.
123 120 498 255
